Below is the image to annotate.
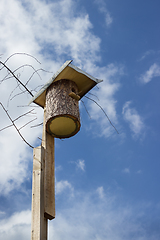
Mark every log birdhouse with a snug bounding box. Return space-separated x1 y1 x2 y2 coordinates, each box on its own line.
29 60 103 138
45 79 80 138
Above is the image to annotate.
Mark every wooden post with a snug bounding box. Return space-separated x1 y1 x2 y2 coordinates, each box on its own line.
31 107 55 239
42 107 55 220
31 146 48 240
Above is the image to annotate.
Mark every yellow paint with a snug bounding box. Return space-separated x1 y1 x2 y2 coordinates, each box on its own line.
48 115 80 138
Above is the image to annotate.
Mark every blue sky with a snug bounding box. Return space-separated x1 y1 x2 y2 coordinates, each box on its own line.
0 0 160 239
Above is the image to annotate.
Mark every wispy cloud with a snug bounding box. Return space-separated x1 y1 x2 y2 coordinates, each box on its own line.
0 129 32 195
96 186 105 199
76 159 85 172
140 63 160 84
122 168 130 174
138 50 155 61
0 210 31 240
0 211 5 216
94 0 113 27
0 189 159 240
122 101 144 138
56 180 74 196
86 63 124 138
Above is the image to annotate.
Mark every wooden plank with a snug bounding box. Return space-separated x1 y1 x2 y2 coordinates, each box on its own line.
31 146 48 240
42 108 55 220
31 147 41 240
44 132 55 220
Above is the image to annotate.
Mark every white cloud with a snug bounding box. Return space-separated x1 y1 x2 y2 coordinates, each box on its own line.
86 63 124 138
0 0 102 195
0 0 101 67
140 63 160 84
56 180 74 196
0 190 159 240
138 50 155 61
23 0 101 65
56 165 63 172
0 0 122 197
122 168 130 174
0 102 43 195
0 211 5 216
122 101 144 138
94 0 113 27
48 190 159 240
0 128 30 194
76 159 85 172
96 186 105 199
0 210 31 240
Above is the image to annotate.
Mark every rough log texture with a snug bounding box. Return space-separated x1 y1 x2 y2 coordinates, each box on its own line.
45 79 80 138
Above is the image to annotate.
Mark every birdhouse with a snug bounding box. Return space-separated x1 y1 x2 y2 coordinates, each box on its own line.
29 60 102 138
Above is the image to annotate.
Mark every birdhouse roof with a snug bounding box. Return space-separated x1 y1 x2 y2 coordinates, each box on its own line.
29 60 103 108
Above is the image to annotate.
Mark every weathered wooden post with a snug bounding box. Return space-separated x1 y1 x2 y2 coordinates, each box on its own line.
30 60 102 240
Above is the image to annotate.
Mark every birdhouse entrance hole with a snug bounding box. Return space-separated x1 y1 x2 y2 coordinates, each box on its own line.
45 79 81 138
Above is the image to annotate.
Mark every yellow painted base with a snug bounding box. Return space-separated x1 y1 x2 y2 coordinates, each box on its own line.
47 115 80 138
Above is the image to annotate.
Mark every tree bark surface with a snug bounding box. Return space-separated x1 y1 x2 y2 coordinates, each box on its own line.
45 79 80 138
